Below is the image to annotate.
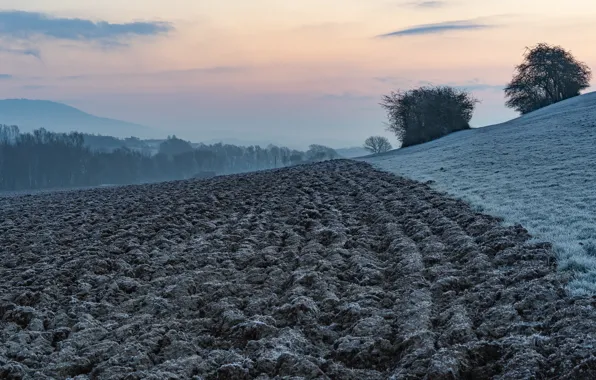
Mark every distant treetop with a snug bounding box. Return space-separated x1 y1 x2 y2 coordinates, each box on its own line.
158 135 194 157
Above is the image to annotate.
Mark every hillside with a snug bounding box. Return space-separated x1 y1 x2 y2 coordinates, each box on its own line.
1 160 595 378
364 91 596 295
0 99 151 138
336 146 370 158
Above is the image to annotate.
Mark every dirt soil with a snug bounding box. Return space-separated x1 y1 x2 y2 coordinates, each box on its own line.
1 160 596 380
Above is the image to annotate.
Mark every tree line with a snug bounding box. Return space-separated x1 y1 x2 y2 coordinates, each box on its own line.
375 42 592 150
0 127 339 191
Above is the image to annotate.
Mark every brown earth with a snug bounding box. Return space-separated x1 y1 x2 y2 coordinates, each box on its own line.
1 160 596 379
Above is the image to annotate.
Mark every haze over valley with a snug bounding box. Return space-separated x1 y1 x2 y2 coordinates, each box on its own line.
1 1 595 147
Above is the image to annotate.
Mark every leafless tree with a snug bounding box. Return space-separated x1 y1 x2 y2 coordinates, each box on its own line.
364 136 392 154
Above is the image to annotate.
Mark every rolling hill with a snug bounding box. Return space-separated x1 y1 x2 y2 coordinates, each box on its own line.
0 99 152 138
336 146 370 158
364 91 596 295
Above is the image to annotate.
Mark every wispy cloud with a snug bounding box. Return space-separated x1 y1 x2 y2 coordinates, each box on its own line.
374 77 504 92
61 75 85 81
293 22 360 33
374 76 400 84
0 46 41 59
413 79 504 91
0 11 173 42
373 76 415 87
455 83 504 91
57 66 247 81
450 79 504 91
317 93 375 102
404 1 448 8
164 66 247 75
377 19 494 37
0 74 13 79
22 85 48 90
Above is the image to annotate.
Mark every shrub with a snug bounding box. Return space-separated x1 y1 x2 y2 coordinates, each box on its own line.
381 86 477 147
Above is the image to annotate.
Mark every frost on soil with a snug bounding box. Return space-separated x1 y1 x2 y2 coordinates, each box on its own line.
1 160 596 379
365 91 596 295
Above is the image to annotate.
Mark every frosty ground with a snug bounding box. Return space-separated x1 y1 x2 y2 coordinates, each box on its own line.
2 160 596 379
365 91 596 295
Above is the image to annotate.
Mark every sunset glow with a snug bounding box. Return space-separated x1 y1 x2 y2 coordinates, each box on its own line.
0 0 595 147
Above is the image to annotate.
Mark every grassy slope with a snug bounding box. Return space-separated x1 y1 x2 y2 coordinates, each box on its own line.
364 92 596 294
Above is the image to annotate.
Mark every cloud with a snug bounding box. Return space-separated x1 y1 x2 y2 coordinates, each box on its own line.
293 22 360 33
0 74 13 79
163 66 247 75
0 11 173 43
377 19 493 37
373 77 504 92
22 85 48 90
57 66 248 81
455 83 504 91
62 75 85 81
405 1 447 8
412 79 504 92
449 78 504 91
374 76 396 84
317 93 375 102
0 46 41 59
374 76 413 85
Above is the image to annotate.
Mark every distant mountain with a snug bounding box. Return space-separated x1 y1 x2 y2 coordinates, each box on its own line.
0 99 151 138
336 146 370 158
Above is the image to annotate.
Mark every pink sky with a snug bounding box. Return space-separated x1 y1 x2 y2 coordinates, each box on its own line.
0 0 595 147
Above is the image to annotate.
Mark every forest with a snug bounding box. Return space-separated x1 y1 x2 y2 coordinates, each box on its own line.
0 125 338 191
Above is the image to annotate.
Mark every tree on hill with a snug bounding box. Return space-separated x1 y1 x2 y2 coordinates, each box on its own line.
363 136 392 154
306 144 339 162
158 135 194 157
505 43 592 114
381 86 477 148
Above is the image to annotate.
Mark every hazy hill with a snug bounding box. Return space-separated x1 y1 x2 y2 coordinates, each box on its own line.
201 137 278 148
0 99 151 138
336 146 370 158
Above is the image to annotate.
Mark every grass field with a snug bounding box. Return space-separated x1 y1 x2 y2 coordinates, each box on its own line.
365 92 596 295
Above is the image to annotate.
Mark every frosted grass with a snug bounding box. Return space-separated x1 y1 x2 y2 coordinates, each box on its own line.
364 92 596 295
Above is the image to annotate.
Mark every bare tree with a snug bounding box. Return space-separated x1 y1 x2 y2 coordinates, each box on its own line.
505 43 592 114
381 86 477 147
363 136 392 154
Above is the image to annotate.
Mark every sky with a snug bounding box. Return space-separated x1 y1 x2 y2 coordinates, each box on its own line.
0 0 595 148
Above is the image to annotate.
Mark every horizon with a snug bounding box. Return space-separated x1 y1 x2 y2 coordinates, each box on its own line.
0 1 595 147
